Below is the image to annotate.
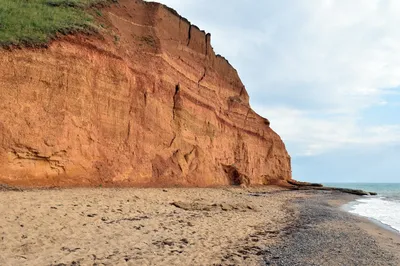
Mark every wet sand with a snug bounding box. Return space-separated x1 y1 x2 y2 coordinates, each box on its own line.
0 187 399 266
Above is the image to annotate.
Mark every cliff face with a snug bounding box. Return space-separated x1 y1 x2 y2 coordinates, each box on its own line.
0 0 291 187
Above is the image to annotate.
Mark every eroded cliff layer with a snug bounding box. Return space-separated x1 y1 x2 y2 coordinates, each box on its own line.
0 0 291 187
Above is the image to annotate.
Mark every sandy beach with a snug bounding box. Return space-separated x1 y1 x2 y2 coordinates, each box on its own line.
1 187 399 266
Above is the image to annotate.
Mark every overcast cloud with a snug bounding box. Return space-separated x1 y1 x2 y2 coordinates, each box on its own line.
151 0 400 182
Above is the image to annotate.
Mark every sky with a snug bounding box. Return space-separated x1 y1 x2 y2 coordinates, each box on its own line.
152 0 400 183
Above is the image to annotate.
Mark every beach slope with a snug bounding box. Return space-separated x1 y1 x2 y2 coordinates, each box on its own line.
1 188 399 266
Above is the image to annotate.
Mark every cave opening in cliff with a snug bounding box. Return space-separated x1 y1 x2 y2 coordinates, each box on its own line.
223 165 242 186
229 169 241 186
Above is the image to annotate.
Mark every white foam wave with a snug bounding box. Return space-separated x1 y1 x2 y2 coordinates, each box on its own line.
348 197 400 232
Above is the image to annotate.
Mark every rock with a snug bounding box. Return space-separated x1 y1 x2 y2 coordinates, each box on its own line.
240 183 249 189
220 203 233 211
290 185 376 196
171 201 253 212
333 188 370 196
286 179 377 196
0 184 23 192
287 179 323 187
0 0 291 188
170 201 214 211
171 202 193 211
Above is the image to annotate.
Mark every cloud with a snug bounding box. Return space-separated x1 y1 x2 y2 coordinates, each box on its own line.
153 0 400 158
256 105 400 156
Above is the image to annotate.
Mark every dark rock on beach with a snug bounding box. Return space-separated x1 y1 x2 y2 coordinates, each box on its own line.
0 184 23 192
288 180 377 196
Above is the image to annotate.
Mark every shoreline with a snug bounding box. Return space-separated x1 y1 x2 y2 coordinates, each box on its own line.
1 187 399 265
342 200 400 236
263 190 400 266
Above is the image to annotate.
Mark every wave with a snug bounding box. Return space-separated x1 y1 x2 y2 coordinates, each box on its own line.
348 197 400 233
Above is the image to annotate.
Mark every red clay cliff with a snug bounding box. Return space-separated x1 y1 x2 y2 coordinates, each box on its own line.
0 0 291 187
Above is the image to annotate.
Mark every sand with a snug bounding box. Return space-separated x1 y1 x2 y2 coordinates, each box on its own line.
0 187 302 266
1 187 399 266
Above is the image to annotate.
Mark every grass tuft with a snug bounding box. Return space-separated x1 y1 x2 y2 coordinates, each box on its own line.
0 0 116 47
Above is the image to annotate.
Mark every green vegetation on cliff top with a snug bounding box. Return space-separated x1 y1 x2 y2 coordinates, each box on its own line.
0 0 115 47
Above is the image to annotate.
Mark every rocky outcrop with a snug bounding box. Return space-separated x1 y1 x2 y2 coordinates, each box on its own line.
287 180 377 196
0 0 291 187
287 180 323 187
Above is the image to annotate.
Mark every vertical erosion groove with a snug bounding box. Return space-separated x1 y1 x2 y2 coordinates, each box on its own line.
187 25 192 46
198 67 206 87
172 84 180 119
205 33 210 56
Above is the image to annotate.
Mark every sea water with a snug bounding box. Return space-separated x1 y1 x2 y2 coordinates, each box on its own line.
325 183 400 233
